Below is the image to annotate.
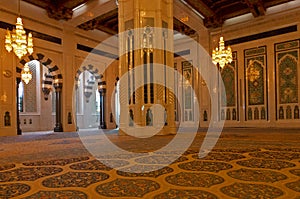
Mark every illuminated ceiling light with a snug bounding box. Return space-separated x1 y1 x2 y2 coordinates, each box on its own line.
5 0 33 59
72 2 87 11
179 0 205 19
180 16 189 22
21 63 32 84
212 36 232 69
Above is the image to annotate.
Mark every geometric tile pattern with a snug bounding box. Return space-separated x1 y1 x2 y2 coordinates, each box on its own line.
0 130 299 198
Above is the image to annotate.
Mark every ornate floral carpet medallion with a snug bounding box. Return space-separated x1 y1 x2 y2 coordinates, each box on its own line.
0 129 299 198
286 180 300 192
95 179 160 197
165 172 224 187
236 158 296 170
23 190 88 199
0 164 15 171
116 166 173 177
153 189 218 199
42 172 110 188
0 183 30 198
192 152 246 162
227 168 288 182
0 167 63 182
220 182 284 198
178 160 233 172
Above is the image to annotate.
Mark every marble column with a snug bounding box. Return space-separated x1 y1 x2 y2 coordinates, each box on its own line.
16 77 22 135
54 80 63 132
98 81 107 129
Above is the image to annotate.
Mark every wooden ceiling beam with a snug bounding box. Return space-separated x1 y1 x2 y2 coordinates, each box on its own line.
244 0 266 17
184 0 215 17
68 0 117 26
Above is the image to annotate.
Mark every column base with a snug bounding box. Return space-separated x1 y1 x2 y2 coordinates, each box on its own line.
99 123 107 129
118 126 177 136
54 124 63 132
17 128 22 135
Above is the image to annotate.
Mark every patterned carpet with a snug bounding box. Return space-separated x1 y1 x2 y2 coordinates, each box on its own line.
0 128 299 198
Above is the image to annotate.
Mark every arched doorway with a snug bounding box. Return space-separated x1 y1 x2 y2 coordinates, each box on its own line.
16 53 63 133
74 65 103 130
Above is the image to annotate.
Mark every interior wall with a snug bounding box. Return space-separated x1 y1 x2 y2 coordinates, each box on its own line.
0 1 299 135
209 7 300 127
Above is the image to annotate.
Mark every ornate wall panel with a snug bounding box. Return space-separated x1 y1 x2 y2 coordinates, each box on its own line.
275 39 300 120
221 52 238 121
24 61 38 113
182 61 193 122
244 46 267 121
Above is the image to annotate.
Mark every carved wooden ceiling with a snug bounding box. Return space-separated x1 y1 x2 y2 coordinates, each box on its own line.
22 0 296 35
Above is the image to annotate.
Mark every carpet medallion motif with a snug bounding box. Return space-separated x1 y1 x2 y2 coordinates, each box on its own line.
0 130 299 198
165 172 224 187
220 182 284 198
0 183 30 198
236 158 296 170
42 172 109 188
95 178 160 197
153 189 218 199
178 160 232 172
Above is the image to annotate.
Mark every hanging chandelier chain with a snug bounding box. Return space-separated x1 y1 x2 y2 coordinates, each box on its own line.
18 0 20 16
4 0 34 84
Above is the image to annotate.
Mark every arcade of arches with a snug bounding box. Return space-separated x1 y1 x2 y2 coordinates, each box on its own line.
0 0 300 198
0 4 300 135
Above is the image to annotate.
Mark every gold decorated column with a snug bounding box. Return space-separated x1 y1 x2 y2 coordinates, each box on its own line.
118 0 176 136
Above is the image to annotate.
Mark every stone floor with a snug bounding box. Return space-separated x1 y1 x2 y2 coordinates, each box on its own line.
0 128 299 198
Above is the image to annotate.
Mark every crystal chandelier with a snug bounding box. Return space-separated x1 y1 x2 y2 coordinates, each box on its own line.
21 63 32 84
5 0 33 59
212 36 232 69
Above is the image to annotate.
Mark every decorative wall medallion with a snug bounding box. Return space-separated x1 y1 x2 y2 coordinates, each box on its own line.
3 70 12 78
